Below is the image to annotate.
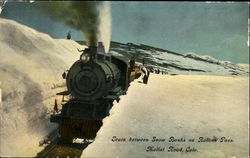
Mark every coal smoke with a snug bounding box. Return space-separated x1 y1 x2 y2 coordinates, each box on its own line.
37 1 111 52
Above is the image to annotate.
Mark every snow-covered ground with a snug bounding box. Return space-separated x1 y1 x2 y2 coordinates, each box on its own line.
0 18 86 157
81 74 249 158
0 18 248 157
110 43 249 76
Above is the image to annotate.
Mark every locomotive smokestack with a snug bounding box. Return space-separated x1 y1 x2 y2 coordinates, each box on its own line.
97 42 105 53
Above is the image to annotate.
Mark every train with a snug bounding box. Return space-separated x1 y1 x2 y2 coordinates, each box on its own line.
50 42 149 143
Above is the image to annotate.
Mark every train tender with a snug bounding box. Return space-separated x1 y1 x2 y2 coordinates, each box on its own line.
51 42 149 142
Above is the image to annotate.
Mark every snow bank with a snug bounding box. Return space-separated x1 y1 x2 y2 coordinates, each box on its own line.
0 18 248 158
0 18 86 157
81 74 249 158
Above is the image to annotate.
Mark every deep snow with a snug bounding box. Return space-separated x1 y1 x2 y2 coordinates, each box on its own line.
0 18 86 156
0 18 248 158
81 74 249 158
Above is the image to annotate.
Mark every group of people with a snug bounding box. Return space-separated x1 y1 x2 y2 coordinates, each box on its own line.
129 57 150 84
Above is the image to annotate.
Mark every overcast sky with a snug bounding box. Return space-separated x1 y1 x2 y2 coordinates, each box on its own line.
0 2 249 64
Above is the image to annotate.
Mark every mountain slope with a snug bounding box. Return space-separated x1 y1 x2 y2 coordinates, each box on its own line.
109 42 249 76
0 18 248 157
0 18 86 157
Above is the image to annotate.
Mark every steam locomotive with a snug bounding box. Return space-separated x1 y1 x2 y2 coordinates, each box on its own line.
51 42 149 142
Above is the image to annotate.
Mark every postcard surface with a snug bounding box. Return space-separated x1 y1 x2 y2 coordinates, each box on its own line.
0 1 249 158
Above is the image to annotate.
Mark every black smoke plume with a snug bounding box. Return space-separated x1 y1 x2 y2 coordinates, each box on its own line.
37 1 104 47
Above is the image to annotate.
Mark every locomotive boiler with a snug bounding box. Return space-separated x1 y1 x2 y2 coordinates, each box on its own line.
51 42 149 142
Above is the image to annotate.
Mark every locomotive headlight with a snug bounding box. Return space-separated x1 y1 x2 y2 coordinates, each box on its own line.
80 53 90 63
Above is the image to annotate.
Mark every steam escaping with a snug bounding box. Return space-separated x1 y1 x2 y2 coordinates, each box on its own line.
99 2 111 53
36 1 111 53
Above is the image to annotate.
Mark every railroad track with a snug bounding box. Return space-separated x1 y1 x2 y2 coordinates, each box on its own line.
36 138 91 158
